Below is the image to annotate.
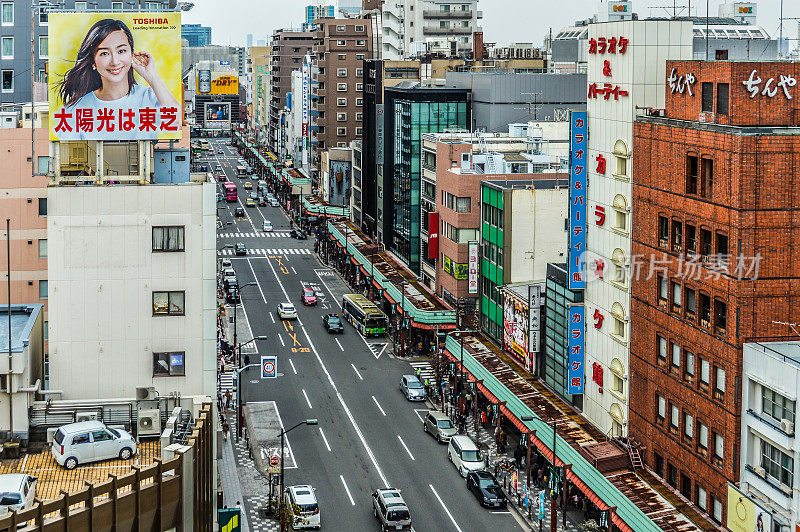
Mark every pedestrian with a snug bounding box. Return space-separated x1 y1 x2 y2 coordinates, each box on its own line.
514 444 524 469
225 390 232 410
465 392 472 414
222 419 229 441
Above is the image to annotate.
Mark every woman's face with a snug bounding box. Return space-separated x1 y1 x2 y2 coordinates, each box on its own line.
93 30 131 85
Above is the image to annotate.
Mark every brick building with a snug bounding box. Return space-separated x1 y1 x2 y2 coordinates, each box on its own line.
312 18 373 180
269 29 315 152
630 60 800 525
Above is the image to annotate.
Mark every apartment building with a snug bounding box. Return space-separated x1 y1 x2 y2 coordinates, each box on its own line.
269 29 315 152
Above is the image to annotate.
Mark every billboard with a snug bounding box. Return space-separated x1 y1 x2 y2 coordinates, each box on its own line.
196 72 239 95
568 110 588 290
328 160 351 207
205 102 231 129
566 304 585 395
428 212 439 259
49 12 182 141
503 294 529 366
726 484 773 532
468 241 479 294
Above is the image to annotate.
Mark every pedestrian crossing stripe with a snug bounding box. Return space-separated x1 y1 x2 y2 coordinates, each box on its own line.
219 372 235 391
219 248 312 256
217 232 291 238
409 361 435 382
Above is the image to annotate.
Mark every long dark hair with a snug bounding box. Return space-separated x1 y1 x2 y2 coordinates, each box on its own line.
58 18 136 107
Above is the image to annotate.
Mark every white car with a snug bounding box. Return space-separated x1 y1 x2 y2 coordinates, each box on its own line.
277 303 298 320
284 485 320 530
263 220 273 232
220 258 232 269
0 474 36 515
52 421 137 470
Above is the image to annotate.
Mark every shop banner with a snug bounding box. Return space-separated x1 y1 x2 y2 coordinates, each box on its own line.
428 212 439 259
566 304 585 395
569 110 587 290
468 241 479 294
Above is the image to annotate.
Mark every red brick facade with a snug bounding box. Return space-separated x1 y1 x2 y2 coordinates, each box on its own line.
630 61 800 524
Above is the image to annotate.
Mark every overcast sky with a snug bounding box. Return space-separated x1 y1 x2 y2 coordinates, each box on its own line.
183 1 799 48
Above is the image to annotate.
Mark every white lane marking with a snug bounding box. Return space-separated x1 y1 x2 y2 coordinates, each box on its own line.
429 484 464 532
246 259 268 303
372 395 386 417
279 334 285 347
376 343 389 359
335 338 344 351
289 359 297 375
302 389 313 409
275 401 298 470
340 475 355 506
265 258 304 327
291 266 297 274
319 428 331 452
270 312 275 324
350 363 363 381
413 409 427 423
397 435 415 460
268 256 389 487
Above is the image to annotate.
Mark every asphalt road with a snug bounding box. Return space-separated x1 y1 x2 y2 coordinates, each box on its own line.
203 138 524 532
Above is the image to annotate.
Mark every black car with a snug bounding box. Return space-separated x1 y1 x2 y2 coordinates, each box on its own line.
234 207 245 218
466 470 507 509
290 229 308 240
234 243 247 256
322 314 344 334
225 287 240 303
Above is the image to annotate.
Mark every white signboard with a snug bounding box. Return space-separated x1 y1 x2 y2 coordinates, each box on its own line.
468 241 479 294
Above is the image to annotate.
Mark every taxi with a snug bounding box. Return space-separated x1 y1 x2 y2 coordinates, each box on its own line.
245 198 256 208
244 181 253 190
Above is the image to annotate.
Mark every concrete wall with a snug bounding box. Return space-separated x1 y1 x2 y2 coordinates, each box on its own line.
508 187 569 283
47 182 217 400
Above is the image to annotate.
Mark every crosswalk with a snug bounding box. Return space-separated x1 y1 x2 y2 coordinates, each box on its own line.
409 361 435 384
219 372 235 392
218 232 291 238
219 248 312 256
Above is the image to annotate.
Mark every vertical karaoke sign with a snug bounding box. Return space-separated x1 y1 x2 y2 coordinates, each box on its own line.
566 304 585 395
569 110 588 291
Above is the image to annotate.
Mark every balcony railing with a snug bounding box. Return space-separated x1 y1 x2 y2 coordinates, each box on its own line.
422 9 473 18
422 26 472 35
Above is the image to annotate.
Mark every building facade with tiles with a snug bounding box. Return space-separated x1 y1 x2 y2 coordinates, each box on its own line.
629 60 800 526
583 19 693 438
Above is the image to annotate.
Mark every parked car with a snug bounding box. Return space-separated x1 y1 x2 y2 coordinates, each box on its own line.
466 470 507 509
234 207 245 217
372 488 412 531
0 474 37 515
262 220 273 232
277 302 298 320
225 286 240 303
423 410 456 443
246 198 256 208
447 435 485 478
322 314 344 334
284 485 320 530
301 287 317 306
234 243 247 256
220 258 232 269
290 229 308 240
51 421 136 470
222 268 237 286
400 375 426 401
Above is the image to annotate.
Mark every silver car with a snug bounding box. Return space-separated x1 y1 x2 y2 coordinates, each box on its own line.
423 410 457 443
400 375 426 401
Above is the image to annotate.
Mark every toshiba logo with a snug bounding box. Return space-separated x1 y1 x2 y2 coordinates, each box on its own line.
133 17 169 24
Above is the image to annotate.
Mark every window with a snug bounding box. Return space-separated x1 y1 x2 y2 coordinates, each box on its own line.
152 226 185 252
712 497 722 524
357 40 365 46
671 343 680 368
337 83 347 91
336 40 346 46
658 216 668 247
654 452 664 477
356 54 365 60
699 292 711 327
612 194 628 233
657 335 667 364
356 68 363 77
356 25 364 32
2 69 13 91
657 276 668 303
1 36 12 58
671 282 681 309
671 220 682 252
762 387 796 424
336 25 345 32
112 1 123 10
337 68 347 77
38 239 47 258
356 127 362 135
37 155 48 174
697 486 707 511
686 223 697 253
153 352 186 376
657 394 666 420
38 198 46 216
337 98 347 106
38 36 47 58
356 83 363 91
684 413 693 438
356 112 363 121
714 367 725 395
701 158 713 198
152 291 185 316
337 112 346 121
685 350 695 377
611 305 626 340
38 280 48 300
700 228 712 256
38 11 46 24
762 439 794 487
670 404 679 428
612 374 624 395
1 3 11 25
714 299 727 333
443 192 471 213
716 83 729 115
713 433 724 461
338 53 346 60
75 1 87 9
701 82 713 112
611 248 627 287
337 127 346 136
356 97 363 106
686 155 698 195
699 423 708 449
613 140 628 178
700 358 710 386
716 233 728 256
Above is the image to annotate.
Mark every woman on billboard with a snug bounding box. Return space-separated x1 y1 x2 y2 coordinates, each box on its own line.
56 18 179 140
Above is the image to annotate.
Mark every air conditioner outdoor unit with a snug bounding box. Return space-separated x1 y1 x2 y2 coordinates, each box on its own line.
781 419 795 434
137 409 162 438
76 411 99 423
136 386 158 401
752 465 766 477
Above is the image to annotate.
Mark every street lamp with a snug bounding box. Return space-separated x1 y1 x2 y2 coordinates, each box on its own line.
234 337 268 441
399 280 408 357
232 282 258 368
280 419 318 532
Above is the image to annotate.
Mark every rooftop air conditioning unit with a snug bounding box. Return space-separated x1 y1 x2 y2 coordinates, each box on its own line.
137 409 162 438
76 411 99 423
136 386 158 401
781 419 794 435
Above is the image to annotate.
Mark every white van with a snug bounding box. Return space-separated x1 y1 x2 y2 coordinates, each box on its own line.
447 434 485 478
51 421 137 470
284 485 320 529
0 474 36 515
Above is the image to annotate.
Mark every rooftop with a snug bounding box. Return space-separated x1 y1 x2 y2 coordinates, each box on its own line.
746 341 800 369
0 305 43 353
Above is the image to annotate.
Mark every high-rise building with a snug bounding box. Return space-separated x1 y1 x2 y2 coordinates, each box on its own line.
629 59 800 526
182 24 212 47
269 29 315 153
304 1 337 32
182 45 247 78
246 33 253 48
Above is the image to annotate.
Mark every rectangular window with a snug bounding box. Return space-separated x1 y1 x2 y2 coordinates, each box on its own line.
685 350 695 377
714 299 727 333
336 40 345 46
356 83 363 91
112 1 123 10
684 413 693 438
337 68 347 77
38 280 47 299
356 68 363 77
2 69 13 91
38 36 47 58
671 343 680 368
1 36 12 58
75 1 87 10
336 25 345 32
337 83 347 91
699 292 711 327
356 54 364 60
337 98 347 106
671 220 682 252
38 239 47 258
356 40 365 46
38 197 46 216
670 405 679 428
356 112 363 121
337 112 346 121
152 291 185 316
762 387 796 424
701 82 713 112
714 433 723 460
1 3 12 25
657 394 665 419
153 352 185 376
700 228 712 256
699 359 710 388
356 127 363 135
671 282 681 308
686 224 696 253
701 158 713 198
712 498 722 523
686 155 698 195
356 25 364 32
697 486 707 510
762 439 794 487
658 216 668 247
657 335 667 364
37 155 48 174
716 83 729 115
716 233 728 256
657 276 668 302
152 226 185 252
699 423 708 449
714 367 725 394
338 53 346 60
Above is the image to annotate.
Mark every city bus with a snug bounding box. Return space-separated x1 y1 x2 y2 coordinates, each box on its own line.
342 294 388 337
224 182 238 202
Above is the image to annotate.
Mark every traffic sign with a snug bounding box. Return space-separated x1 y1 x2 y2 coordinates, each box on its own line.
261 356 277 379
269 454 280 467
